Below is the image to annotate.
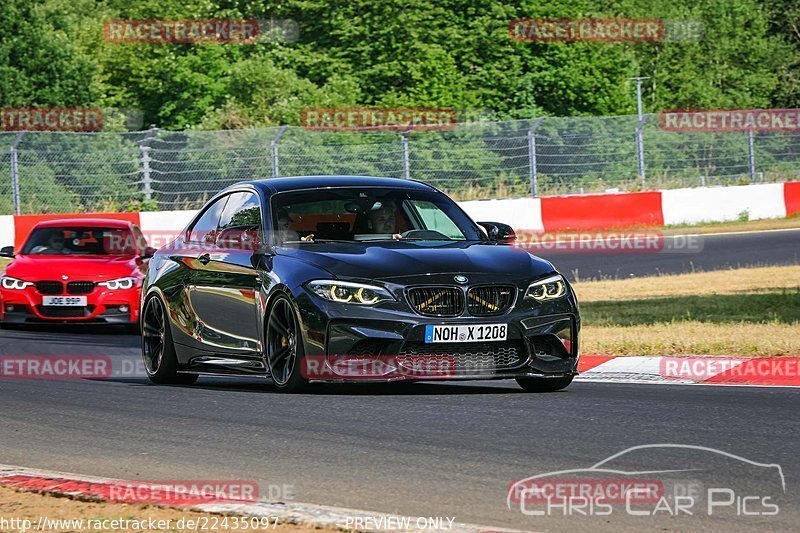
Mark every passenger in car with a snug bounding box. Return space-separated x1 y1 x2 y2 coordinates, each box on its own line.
275 208 299 243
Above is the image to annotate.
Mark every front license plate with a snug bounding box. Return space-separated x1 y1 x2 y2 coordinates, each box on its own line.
425 324 508 343
42 296 87 307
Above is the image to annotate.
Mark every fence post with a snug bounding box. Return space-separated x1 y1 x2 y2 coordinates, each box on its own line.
528 117 544 196
139 127 158 201
747 129 756 182
272 126 287 177
140 147 152 201
401 132 410 180
10 132 25 215
636 115 648 190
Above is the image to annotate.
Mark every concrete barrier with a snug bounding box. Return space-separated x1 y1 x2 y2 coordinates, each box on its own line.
0 215 14 249
4 181 799 249
662 183 786 226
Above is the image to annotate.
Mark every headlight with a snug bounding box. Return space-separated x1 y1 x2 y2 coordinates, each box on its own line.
0 276 33 290
307 280 395 305
98 277 137 290
525 274 567 301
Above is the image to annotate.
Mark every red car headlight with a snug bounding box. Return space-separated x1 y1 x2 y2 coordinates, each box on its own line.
1 276 34 290
98 277 137 290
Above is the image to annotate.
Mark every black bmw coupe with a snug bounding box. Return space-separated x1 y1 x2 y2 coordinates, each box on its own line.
141 176 580 392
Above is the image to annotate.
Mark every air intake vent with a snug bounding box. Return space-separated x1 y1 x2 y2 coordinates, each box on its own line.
398 340 526 373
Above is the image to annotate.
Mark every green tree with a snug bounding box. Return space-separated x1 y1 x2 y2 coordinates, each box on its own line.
0 0 98 106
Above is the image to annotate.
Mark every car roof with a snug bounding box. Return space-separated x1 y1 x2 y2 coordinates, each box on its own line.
33 218 133 229
239 176 436 194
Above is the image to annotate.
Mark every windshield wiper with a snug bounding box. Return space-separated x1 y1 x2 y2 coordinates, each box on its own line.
360 237 453 242
282 238 358 244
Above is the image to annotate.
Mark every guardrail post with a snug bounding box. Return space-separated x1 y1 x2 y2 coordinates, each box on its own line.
401 132 410 180
528 117 544 196
747 129 756 182
272 125 287 177
10 132 25 215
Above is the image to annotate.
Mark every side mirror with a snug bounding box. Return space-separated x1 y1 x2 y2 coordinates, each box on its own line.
477 222 516 244
250 245 275 269
142 246 157 259
0 246 14 258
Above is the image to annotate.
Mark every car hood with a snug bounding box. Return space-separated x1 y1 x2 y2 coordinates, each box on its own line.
4 255 141 282
276 241 555 281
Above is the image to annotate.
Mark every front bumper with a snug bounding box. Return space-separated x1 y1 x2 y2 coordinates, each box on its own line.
294 283 580 383
0 286 141 324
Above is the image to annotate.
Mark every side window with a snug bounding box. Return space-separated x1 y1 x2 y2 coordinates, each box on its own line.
216 192 263 250
188 196 229 244
132 225 147 252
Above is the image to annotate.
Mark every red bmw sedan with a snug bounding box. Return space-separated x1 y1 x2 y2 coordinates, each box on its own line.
0 219 155 331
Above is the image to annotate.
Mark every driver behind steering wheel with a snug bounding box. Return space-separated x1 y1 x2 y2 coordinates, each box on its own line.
368 203 397 234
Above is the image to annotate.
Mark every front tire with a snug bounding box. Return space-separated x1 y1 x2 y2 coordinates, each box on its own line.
266 294 308 393
141 295 197 385
516 375 573 393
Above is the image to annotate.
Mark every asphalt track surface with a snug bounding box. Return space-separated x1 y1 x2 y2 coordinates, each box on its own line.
1 229 799 531
539 227 800 280
0 326 798 532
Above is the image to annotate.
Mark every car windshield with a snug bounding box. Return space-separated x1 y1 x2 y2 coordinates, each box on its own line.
271 188 482 244
21 227 140 256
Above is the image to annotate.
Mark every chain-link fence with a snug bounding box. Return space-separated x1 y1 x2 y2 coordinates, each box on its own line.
2 114 799 214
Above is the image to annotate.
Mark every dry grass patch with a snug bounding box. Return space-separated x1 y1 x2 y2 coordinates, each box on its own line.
573 265 800 302
583 322 800 357
575 265 800 357
0 257 10 271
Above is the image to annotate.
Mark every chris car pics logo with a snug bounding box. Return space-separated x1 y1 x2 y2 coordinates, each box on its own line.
508 444 785 517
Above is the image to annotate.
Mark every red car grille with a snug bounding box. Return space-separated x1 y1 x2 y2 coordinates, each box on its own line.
67 281 95 295
33 281 96 295
35 281 63 295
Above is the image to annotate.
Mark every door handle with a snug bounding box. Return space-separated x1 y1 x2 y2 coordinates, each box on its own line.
198 253 211 265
